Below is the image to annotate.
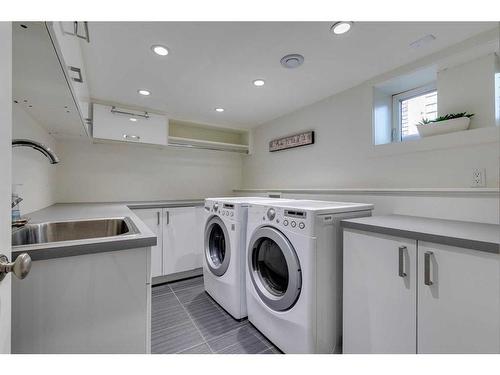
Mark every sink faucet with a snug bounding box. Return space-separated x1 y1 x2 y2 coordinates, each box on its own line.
11 139 60 227
12 139 60 164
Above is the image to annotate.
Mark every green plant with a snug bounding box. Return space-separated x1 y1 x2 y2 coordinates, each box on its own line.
418 112 474 126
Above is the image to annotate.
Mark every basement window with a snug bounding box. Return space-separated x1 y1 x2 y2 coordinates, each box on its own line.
392 84 437 141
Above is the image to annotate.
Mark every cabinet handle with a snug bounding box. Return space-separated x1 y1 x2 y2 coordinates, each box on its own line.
123 134 141 141
398 246 407 277
157 211 160 226
68 66 83 83
73 21 90 43
166 211 170 225
424 251 433 286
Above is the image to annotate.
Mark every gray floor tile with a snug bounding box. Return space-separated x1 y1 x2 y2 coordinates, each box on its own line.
152 321 204 354
175 284 209 304
183 295 219 319
207 323 263 352
150 275 279 354
152 284 173 295
194 310 245 339
152 292 180 310
169 276 204 292
152 304 190 330
217 331 269 354
178 343 212 354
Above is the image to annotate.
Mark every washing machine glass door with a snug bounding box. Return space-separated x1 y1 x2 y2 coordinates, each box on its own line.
204 216 231 276
248 226 301 311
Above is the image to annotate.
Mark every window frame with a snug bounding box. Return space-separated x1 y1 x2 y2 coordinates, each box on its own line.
391 82 437 142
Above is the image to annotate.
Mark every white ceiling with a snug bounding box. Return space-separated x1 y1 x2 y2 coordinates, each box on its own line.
82 22 497 129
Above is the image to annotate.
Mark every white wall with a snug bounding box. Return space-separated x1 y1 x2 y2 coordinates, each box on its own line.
55 139 243 202
242 81 500 189
12 105 58 214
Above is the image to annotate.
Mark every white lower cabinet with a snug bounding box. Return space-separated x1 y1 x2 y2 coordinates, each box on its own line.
162 207 203 276
133 206 203 280
343 229 500 354
343 230 417 353
133 209 163 278
417 242 500 353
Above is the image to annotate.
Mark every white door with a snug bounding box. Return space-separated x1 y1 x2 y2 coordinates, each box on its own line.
0 22 12 354
163 207 203 276
343 229 417 353
417 242 500 353
132 209 163 278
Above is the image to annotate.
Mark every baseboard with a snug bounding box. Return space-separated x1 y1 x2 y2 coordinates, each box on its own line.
152 267 203 285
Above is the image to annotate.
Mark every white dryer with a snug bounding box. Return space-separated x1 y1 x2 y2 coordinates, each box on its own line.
245 200 374 353
203 197 293 320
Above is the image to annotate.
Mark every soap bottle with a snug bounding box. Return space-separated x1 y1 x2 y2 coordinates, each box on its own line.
12 183 22 221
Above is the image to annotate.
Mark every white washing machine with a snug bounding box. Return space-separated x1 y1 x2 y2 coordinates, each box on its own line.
245 200 374 353
203 197 294 320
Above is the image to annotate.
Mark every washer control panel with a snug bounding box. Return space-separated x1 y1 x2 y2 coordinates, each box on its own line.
206 201 236 219
259 206 307 232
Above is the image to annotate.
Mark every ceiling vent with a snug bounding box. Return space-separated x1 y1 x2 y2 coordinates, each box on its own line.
280 54 304 69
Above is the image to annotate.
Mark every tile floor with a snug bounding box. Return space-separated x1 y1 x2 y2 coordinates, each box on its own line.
151 276 282 354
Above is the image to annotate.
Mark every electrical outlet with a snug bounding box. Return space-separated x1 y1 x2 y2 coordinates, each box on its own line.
472 168 486 187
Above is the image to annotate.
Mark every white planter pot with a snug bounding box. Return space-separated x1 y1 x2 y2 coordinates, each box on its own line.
416 117 471 137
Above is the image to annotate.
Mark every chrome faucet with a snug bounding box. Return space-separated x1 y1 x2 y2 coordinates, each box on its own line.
12 139 60 164
11 139 60 227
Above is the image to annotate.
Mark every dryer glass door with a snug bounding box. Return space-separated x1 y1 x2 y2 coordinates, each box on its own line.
204 216 231 276
248 226 301 311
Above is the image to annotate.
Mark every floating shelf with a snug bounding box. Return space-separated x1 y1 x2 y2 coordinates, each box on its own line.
168 120 250 154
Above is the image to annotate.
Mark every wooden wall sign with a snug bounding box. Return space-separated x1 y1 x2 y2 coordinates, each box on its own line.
269 131 314 152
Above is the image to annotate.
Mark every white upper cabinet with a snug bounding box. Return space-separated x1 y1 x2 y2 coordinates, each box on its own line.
343 230 417 354
92 103 168 145
47 22 91 131
417 242 500 354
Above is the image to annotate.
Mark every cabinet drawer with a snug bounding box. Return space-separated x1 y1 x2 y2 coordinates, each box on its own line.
92 103 168 145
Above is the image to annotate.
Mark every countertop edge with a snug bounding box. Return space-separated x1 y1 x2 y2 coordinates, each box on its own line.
341 220 499 254
12 235 157 261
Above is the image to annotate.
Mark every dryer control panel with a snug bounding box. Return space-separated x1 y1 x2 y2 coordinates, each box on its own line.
254 205 310 234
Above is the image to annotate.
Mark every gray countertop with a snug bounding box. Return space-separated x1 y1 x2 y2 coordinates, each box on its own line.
342 215 500 254
12 203 158 261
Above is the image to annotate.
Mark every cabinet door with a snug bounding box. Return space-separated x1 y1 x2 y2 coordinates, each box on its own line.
163 207 203 276
48 22 90 124
133 209 163 278
417 242 500 353
343 229 417 353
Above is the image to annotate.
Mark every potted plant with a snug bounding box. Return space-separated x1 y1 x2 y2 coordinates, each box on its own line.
416 112 474 137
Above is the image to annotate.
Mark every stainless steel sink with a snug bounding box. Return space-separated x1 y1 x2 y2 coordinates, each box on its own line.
12 217 139 246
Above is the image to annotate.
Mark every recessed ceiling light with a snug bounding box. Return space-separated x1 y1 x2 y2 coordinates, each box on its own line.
280 54 305 69
215 108 225 113
253 79 265 87
330 21 353 35
138 89 151 96
151 45 169 56
129 118 138 122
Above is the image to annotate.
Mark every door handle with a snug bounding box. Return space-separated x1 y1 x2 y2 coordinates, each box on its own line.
0 253 32 281
424 251 433 286
398 246 407 277
68 66 83 83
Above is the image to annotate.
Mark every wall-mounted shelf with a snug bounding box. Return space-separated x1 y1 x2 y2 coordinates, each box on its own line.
168 120 250 154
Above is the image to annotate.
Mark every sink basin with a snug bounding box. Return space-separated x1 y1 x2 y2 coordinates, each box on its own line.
12 217 139 246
